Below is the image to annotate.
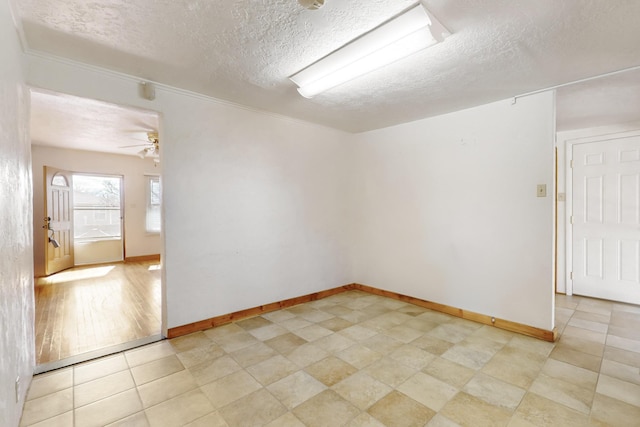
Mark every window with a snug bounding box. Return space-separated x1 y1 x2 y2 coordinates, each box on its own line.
73 174 122 241
146 175 161 233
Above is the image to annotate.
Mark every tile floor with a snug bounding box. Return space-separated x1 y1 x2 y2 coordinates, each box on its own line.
21 291 640 427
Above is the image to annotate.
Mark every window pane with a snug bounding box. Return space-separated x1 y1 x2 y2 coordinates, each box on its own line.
73 175 122 241
146 176 161 233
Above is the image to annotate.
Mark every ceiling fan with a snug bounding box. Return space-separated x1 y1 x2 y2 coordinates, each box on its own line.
120 132 159 162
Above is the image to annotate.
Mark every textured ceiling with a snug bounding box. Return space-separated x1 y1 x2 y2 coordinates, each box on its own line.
30 89 159 156
14 0 640 133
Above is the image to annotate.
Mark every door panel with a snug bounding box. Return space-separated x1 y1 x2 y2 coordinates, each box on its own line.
45 166 74 275
572 134 640 304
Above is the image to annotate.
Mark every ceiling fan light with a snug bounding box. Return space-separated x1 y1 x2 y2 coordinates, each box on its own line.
137 149 147 159
298 0 324 10
290 4 448 97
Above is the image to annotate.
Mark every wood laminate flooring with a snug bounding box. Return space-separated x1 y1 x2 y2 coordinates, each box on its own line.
34 260 161 365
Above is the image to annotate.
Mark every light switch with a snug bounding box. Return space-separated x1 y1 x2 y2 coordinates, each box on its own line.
537 184 547 197
557 192 566 202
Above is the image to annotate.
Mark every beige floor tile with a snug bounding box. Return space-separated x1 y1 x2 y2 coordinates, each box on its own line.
20 389 73 426
589 392 640 426
168 332 213 353
367 390 435 427
105 412 149 427
313 333 355 354
262 309 297 323
131 355 184 386
364 356 417 387
607 334 640 353
336 343 383 369
362 334 404 355
265 332 308 354
596 374 640 407
426 414 462 427
293 390 361 427
427 324 474 344
341 309 375 324
229 342 276 368
608 324 640 341
293 324 334 341
26 368 73 401
235 315 272 330
145 389 214 427
319 316 353 332
75 389 143 427
246 354 299 385
402 317 439 333
213 331 260 353
555 334 604 357
481 346 546 389
175 343 225 368
74 354 128 385
570 309 610 324
603 345 640 368
600 358 640 386
320 304 355 318
200 369 262 408
278 317 313 331
24 411 73 427
219 388 287 426
539 358 598 390
184 411 228 427
506 336 555 358
286 342 329 367
423 357 475 389
441 340 499 370
346 412 386 427
305 356 357 386
549 346 602 372
248 323 289 341
74 369 135 408
463 372 525 411
264 412 305 427
202 323 245 341
382 325 423 343
332 371 392 410
125 340 176 368
440 392 512 427
412 335 455 356
388 344 436 370
513 392 589 427
297 309 335 323
267 371 326 409
339 325 378 342
397 372 458 412
189 355 242 386
529 374 594 414
137 369 198 408
567 317 609 334
469 325 515 344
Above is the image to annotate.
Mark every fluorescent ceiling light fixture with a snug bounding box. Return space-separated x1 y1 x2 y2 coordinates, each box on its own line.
290 4 449 98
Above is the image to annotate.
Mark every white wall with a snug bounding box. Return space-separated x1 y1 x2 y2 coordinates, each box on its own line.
556 120 640 294
27 54 355 330
31 146 162 276
352 93 556 330
0 1 34 425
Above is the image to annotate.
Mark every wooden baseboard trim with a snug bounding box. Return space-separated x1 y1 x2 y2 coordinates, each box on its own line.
351 283 557 342
168 282 556 342
125 254 161 263
167 284 355 338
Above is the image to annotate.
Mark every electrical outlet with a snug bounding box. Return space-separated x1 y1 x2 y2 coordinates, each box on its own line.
537 184 547 197
15 377 19 403
557 192 566 201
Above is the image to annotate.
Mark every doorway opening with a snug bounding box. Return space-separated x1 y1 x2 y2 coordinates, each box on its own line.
30 89 164 373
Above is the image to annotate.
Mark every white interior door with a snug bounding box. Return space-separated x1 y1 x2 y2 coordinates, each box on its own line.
571 133 640 304
45 166 74 275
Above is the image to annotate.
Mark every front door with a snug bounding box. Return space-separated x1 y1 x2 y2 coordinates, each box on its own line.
45 166 74 275
571 132 640 304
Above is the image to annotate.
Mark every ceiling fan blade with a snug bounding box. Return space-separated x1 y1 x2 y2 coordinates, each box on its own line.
119 143 152 148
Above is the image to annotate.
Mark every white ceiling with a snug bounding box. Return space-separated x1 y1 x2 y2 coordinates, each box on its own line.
15 0 640 146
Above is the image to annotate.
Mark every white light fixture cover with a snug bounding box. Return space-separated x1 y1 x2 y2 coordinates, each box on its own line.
290 4 448 98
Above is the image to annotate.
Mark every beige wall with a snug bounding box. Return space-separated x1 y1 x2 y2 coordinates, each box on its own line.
0 1 35 425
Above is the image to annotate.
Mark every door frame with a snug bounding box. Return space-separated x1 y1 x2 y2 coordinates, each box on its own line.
565 128 640 296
